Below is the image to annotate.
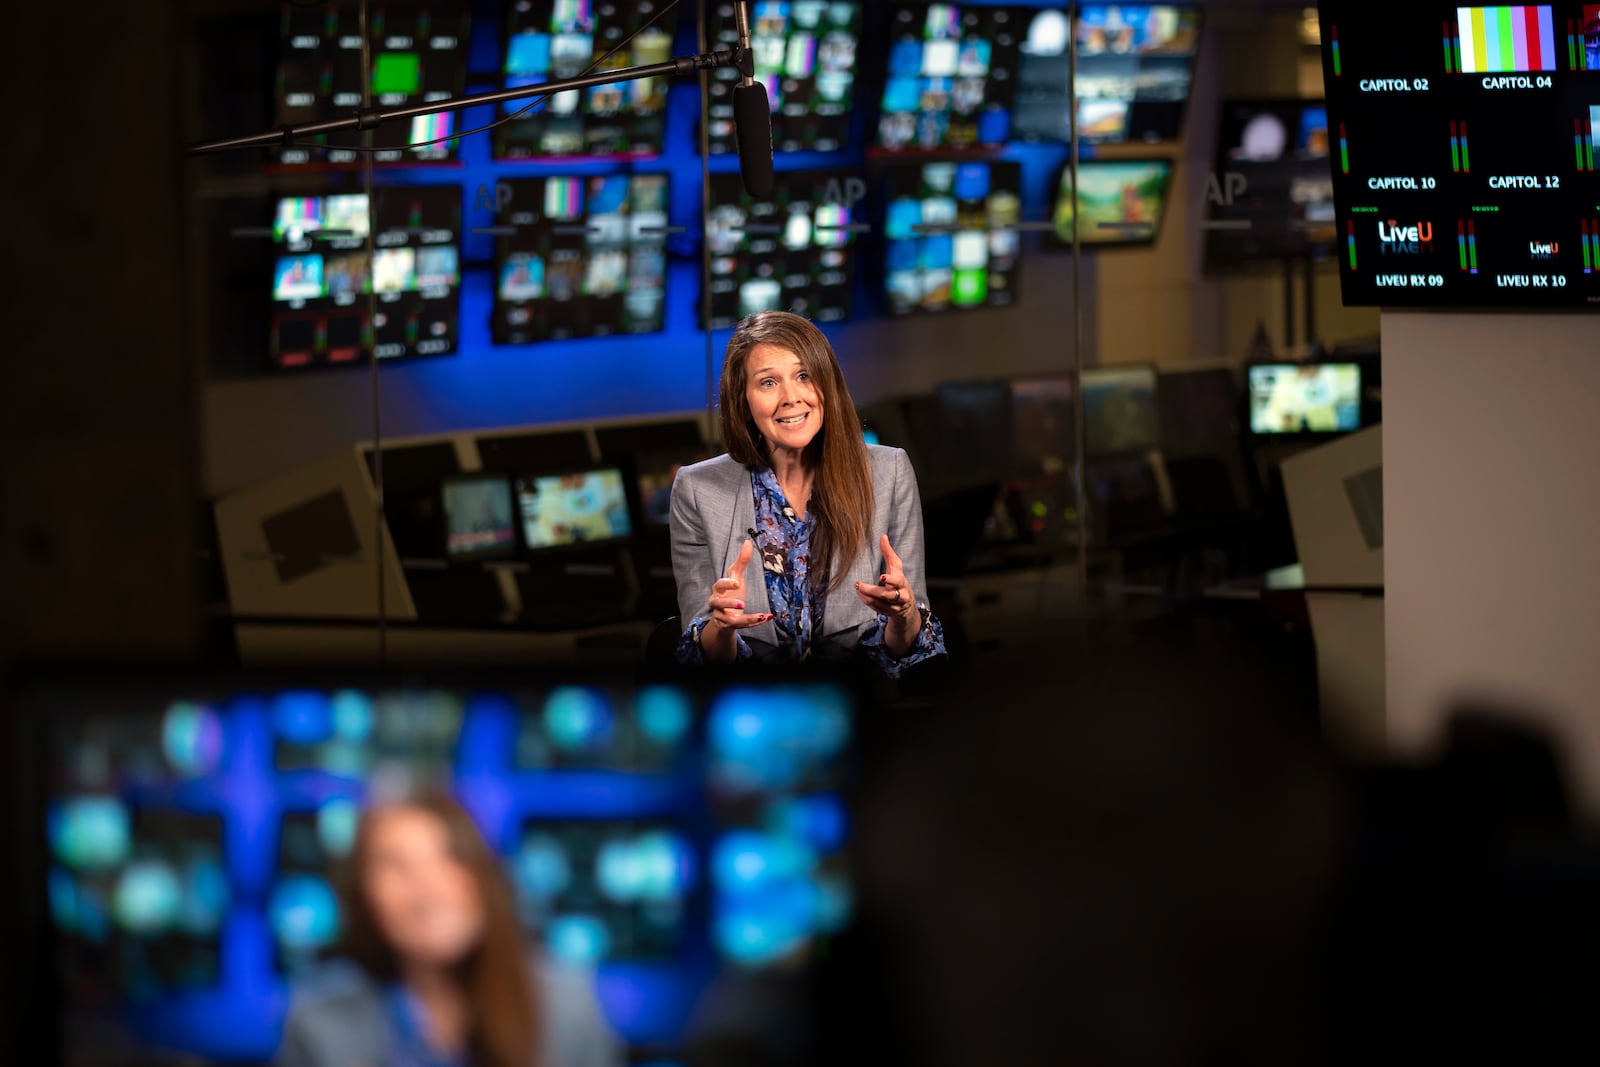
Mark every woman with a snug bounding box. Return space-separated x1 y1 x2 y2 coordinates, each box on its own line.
671 311 947 673
278 792 621 1067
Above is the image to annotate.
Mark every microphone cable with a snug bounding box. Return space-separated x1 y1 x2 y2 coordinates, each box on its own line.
696 0 717 434
358 0 386 668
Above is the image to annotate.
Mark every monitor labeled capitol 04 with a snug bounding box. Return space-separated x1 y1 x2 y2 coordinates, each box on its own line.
1320 2 1600 306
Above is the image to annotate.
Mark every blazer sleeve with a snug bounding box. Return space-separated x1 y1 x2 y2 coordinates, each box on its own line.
670 465 715 627
889 448 930 606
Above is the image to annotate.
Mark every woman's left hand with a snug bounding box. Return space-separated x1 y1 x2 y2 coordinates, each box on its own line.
856 534 922 651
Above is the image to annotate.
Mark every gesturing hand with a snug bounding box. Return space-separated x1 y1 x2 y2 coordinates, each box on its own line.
707 539 773 635
854 533 919 623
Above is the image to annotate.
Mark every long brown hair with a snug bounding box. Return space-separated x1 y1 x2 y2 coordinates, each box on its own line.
721 311 874 592
340 791 539 1067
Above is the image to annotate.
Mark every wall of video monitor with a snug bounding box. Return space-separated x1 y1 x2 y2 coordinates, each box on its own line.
706 169 863 328
270 186 462 370
877 3 1026 151
274 1 470 166
1203 99 1338 273
496 0 680 159
883 160 1023 314
1016 6 1202 144
492 174 671 344
240 2 1226 381
1320 2 1600 306
707 1 863 153
37 678 855 1062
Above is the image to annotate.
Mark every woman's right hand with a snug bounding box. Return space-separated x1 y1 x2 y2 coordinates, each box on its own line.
703 540 772 661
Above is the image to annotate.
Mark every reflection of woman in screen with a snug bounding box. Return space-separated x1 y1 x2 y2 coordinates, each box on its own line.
278 792 620 1067
670 311 948 675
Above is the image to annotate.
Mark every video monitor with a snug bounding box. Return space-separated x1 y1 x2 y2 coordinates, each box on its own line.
1319 4 1600 307
270 185 461 370
1081 364 1160 457
637 449 705 526
510 819 694 964
49 806 227 1001
1247 363 1361 436
274 1 470 165
934 380 1014 485
706 169 862 328
1156 365 1240 458
1011 375 1075 474
493 174 669 343
705 682 853 968
495 0 680 159
708 1 862 153
53 701 226 792
883 161 1023 314
1015 6 1202 145
1203 99 1337 272
442 475 518 559
514 684 696 772
876 3 1027 151
271 688 464 777
515 468 633 550
1051 157 1174 247
270 806 357 976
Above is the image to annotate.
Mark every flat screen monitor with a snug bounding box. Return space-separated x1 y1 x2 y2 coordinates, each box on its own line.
1319 3 1600 307
510 820 693 965
50 805 228 998
708 1 863 154
1081 364 1160 457
1203 99 1337 272
1156 365 1240 458
23 676 860 1061
883 161 1023 314
707 169 863 328
1050 157 1175 247
514 684 696 771
493 174 669 343
495 0 680 159
442 475 518 559
515 468 633 550
876 3 1027 151
1015 6 1202 144
934 380 1014 484
1011 375 1075 474
270 808 355 976
1247 363 1362 435
270 186 461 370
274 1 469 166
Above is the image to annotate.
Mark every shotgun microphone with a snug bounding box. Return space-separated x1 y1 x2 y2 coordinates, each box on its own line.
730 2 774 198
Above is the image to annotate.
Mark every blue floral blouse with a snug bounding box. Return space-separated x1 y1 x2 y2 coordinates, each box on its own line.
677 467 946 677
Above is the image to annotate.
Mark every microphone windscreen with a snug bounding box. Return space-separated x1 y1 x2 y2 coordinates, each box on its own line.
732 82 775 199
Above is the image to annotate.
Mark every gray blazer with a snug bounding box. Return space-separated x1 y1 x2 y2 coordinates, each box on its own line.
276 953 622 1067
669 444 930 661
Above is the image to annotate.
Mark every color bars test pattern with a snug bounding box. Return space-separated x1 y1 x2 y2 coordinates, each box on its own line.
1452 7 1556 72
1458 219 1479 272
1584 219 1600 272
1451 121 1472 170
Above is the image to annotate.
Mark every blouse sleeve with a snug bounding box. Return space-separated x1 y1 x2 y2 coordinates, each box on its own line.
858 611 947 678
675 617 755 666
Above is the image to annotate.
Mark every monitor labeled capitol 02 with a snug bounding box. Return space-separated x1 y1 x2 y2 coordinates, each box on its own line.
1320 2 1600 306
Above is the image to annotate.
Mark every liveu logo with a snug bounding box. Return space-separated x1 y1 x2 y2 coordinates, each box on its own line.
1379 220 1433 243
1529 241 1559 256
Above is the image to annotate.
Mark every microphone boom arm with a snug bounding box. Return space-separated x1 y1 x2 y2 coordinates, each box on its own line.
187 48 736 156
